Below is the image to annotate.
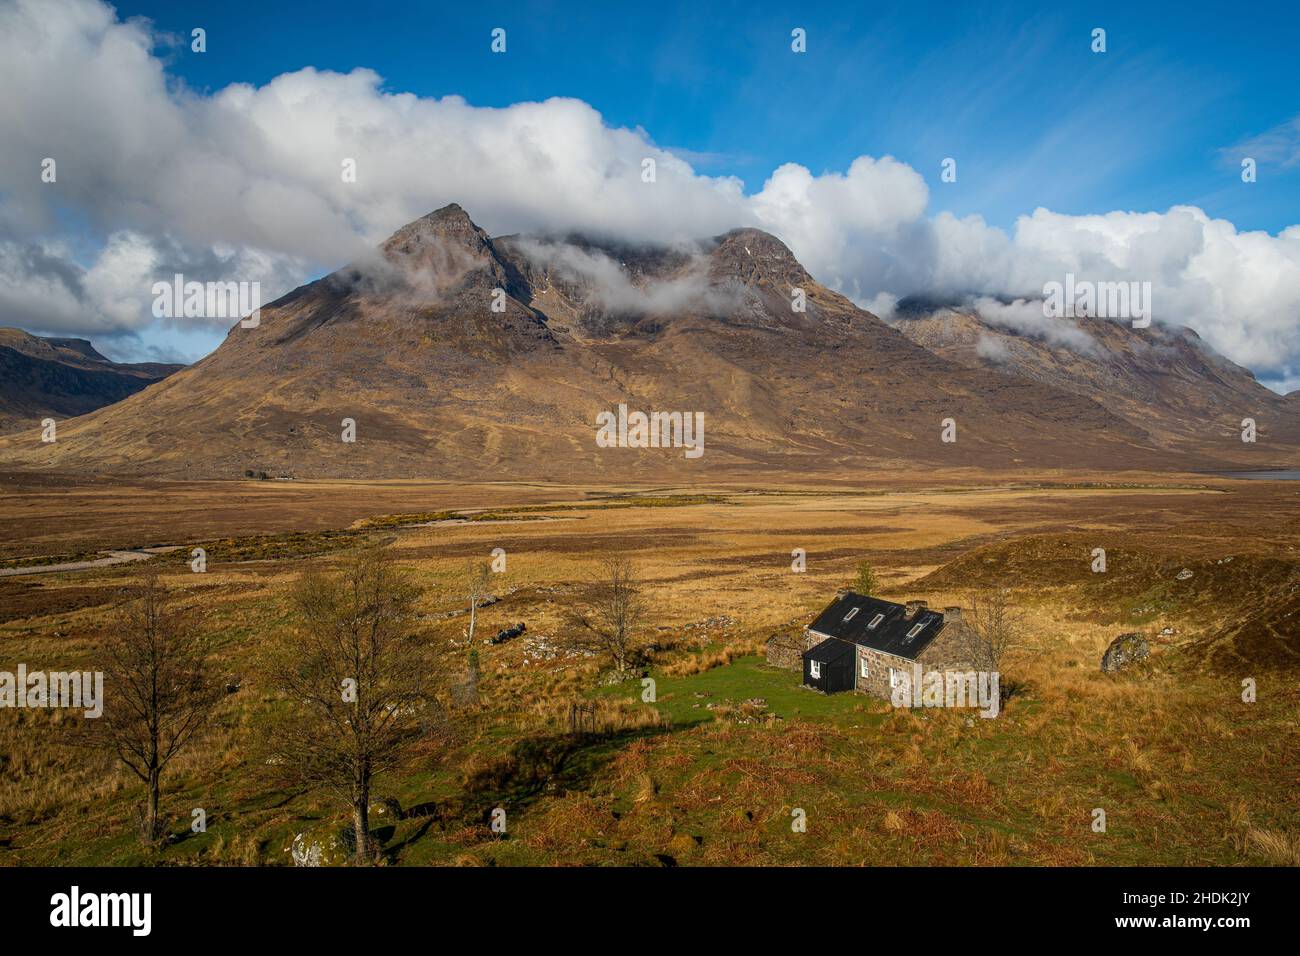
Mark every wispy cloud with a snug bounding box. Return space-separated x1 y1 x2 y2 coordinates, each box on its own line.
1220 115 1300 170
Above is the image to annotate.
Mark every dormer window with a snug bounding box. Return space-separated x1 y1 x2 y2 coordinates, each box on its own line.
867 613 885 629
842 607 859 622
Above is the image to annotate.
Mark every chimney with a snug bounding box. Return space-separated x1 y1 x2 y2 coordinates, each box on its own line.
904 599 927 620
944 606 963 623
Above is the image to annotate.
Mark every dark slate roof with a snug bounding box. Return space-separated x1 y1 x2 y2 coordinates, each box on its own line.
806 592 946 660
804 636 853 664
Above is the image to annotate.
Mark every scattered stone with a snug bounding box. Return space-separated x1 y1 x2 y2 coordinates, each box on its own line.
1175 568 1194 581
432 592 505 621
1101 632 1150 673
521 634 590 664
684 615 737 630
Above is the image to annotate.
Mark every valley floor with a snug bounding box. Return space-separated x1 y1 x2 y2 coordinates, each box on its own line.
1 472 1296 865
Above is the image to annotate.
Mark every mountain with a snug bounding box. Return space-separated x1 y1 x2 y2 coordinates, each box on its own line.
0 205 1292 479
0 329 183 435
891 307 1300 453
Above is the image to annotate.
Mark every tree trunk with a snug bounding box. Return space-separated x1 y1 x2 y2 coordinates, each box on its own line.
353 781 370 865
145 766 160 843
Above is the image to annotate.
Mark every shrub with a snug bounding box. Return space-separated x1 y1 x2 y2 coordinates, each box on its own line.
855 561 879 595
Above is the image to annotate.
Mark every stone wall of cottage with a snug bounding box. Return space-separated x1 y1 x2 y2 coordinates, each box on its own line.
916 621 977 673
852 621 980 700
854 645 913 700
768 628 840 673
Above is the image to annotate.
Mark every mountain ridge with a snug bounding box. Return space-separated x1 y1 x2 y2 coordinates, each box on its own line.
891 306 1300 451
0 206 1293 478
0 328 184 435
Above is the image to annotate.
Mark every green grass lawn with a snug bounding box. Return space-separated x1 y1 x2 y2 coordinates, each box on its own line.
595 655 883 728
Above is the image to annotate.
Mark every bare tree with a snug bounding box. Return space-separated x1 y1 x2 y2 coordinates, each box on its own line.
567 554 645 674
92 572 219 844
959 587 1026 673
266 544 443 865
463 558 492 647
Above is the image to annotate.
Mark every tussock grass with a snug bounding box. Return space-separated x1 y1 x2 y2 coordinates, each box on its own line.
2 483 1296 866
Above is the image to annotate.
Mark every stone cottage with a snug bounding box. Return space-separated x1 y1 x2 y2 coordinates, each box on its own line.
796 592 978 698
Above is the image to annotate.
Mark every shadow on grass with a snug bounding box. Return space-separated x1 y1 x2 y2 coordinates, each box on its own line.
382 723 681 862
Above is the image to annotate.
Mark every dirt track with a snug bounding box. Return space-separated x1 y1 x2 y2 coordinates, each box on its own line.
0 547 174 577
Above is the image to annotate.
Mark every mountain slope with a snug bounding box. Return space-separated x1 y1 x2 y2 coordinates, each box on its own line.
0 329 183 435
893 307 1300 455
0 206 1289 479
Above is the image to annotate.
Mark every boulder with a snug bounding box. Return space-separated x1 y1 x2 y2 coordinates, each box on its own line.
287 830 347 867
489 622 527 645
1101 633 1150 673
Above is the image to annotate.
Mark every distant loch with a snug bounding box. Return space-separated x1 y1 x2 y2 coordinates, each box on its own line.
1215 470 1300 480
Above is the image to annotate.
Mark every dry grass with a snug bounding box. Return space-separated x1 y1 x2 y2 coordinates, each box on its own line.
0 479 1296 865
1244 829 1300 866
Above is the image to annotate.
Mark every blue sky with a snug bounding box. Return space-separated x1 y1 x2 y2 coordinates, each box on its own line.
2 0 1298 388
117 0 1300 233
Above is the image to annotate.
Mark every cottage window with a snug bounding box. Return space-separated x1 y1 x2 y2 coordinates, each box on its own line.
867 613 885 629
860 657 869 679
889 667 898 688
906 623 923 639
843 607 860 622
810 661 822 679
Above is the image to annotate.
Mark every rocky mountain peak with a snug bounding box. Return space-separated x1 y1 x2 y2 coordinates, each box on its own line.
369 203 528 301
380 203 492 262
708 227 809 288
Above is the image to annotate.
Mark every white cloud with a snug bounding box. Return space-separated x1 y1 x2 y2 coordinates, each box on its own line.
2 0 1299 391
860 292 900 321
975 334 1012 363
967 297 1101 356
511 238 745 319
